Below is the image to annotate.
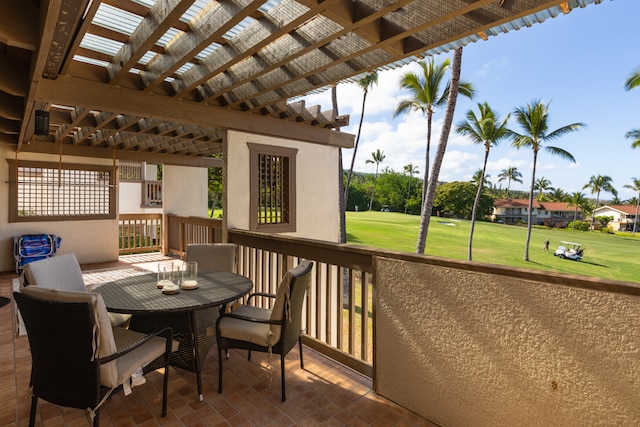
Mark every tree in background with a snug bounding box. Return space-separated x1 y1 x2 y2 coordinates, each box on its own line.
344 72 379 213
433 181 494 219
583 174 617 230
568 192 588 232
208 166 222 217
497 166 523 199
332 84 347 243
394 57 474 209
365 149 385 210
507 99 584 261
624 67 640 149
548 188 568 202
626 129 640 149
623 177 640 235
456 101 509 260
471 169 492 188
403 163 419 213
625 66 640 90
412 48 474 254
534 176 554 201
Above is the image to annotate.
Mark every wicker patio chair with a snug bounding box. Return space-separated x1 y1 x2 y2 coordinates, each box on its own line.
185 243 237 273
20 253 131 327
216 259 314 401
14 286 174 427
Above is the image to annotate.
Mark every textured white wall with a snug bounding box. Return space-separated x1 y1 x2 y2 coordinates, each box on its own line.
226 130 339 242
0 145 118 270
163 165 208 217
375 257 640 426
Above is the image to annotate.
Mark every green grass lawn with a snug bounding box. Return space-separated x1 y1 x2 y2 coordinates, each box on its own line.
346 211 640 284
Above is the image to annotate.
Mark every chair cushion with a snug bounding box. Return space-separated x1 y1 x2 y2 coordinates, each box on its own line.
110 327 175 388
218 305 275 347
22 253 85 291
185 244 236 273
19 286 119 387
21 253 131 328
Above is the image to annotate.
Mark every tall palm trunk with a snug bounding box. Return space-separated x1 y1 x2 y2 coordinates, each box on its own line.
421 112 432 210
590 192 601 230
344 90 368 208
416 47 463 253
468 148 489 261
368 164 379 210
633 197 640 235
332 85 346 244
405 174 412 214
524 149 538 261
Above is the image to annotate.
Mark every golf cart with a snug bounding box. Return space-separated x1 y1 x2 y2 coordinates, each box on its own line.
554 241 584 261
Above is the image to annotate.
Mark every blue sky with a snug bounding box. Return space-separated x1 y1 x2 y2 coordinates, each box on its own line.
302 0 640 202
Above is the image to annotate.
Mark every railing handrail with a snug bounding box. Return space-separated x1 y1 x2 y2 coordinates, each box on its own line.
227 228 640 297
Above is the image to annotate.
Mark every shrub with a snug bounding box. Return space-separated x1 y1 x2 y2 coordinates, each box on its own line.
567 220 589 231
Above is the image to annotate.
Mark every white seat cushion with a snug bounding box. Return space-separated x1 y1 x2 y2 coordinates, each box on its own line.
218 305 275 347
111 327 175 388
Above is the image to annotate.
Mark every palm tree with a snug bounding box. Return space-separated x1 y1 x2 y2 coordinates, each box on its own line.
344 72 378 210
403 163 419 214
623 177 640 235
366 149 385 210
626 129 640 149
497 166 523 199
507 99 584 261
471 169 492 188
548 188 568 202
624 67 640 91
456 101 509 260
332 84 347 244
568 192 587 232
415 47 472 253
624 68 640 150
394 57 474 209
534 176 553 201
583 174 617 230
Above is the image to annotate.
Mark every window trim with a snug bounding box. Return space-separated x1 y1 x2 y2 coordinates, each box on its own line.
8 159 116 223
248 143 297 233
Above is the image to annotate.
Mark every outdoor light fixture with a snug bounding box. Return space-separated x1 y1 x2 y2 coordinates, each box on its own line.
34 109 50 135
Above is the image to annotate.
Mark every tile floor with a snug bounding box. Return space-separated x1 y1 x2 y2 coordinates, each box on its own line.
0 254 435 427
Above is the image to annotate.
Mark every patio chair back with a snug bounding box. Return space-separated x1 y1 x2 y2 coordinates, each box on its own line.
186 243 237 273
14 286 173 427
216 259 314 401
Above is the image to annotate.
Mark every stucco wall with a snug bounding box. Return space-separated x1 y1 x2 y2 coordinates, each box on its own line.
1 145 118 271
226 130 339 242
375 257 640 426
118 181 161 214
163 165 208 217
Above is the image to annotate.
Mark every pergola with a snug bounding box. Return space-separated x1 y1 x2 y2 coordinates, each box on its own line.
0 0 602 167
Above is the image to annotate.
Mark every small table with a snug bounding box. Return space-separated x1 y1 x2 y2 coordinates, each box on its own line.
94 271 253 401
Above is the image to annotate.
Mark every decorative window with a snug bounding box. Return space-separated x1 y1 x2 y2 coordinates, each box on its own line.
8 160 116 222
248 143 297 232
118 160 144 181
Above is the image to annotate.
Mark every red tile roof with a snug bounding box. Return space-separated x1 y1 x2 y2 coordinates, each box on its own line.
595 205 639 215
494 199 541 208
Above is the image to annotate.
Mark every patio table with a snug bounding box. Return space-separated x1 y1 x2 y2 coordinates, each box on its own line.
94 271 253 401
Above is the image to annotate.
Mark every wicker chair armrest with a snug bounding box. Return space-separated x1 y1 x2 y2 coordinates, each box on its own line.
100 326 173 364
246 292 276 303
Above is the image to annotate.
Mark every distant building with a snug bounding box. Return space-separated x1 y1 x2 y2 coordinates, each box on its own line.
492 199 582 228
593 205 639 232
